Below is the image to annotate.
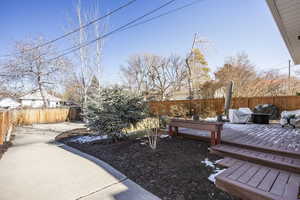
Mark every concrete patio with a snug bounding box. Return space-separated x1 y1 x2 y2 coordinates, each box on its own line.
0 123 160 200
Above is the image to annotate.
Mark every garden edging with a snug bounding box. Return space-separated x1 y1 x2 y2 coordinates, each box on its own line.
55 142 162 200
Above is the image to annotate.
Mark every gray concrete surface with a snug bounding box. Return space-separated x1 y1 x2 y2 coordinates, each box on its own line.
0 123 160 200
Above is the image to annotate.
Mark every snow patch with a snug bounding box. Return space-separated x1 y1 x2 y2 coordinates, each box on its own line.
69 135 107 144
160 134 169 139
208 169 226 183
201 158 226 183
223 123 253 132
203 117 218 122
201 158 215 168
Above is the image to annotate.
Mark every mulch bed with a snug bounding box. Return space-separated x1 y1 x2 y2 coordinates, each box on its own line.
0 141 13 160
62 135 236 200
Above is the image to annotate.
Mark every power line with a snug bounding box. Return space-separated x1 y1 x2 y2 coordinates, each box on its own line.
54 0 202 60
47 0 176 62
121 0 204 31
5 0 201 67
277 64 295 71
0 0 138 58
52 0 202 61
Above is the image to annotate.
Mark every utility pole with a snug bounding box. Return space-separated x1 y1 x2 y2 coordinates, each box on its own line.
185 33 198 118
185 33 198 100
288 59 291 94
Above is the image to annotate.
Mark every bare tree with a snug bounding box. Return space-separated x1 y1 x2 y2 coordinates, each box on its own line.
250 71 300 96
121 54 187 100
168 55 187 92
215 52 257 97
1 38 70 106
66 0 107 113
148 55 187 100
121 54 152 94
62 73 82 103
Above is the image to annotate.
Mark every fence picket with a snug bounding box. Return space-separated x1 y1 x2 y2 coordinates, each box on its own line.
0 107 81 145
149 95 300 117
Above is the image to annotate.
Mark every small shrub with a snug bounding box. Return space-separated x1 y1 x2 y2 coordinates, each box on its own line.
141 117 160 150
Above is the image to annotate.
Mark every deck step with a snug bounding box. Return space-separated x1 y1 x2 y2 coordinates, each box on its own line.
216 157 240 168
215 161 300 200
211 144 300 173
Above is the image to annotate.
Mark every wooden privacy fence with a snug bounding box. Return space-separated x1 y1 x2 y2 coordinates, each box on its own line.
0 111 13 145
149 96 300 117
0 107 81 145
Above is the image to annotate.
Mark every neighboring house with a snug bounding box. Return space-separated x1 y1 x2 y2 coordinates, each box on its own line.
19 91 63 108
169 90 190 100
0 97 20 109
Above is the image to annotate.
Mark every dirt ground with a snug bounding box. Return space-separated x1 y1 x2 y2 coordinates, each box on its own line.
0 141 13 160
62 136 236 200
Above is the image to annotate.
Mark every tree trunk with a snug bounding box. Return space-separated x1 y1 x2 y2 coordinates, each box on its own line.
185 58 193 100
37 76 48 108
82 88 88 123
185 58 194 117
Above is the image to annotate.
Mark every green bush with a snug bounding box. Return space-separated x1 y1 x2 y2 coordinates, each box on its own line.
85 86 149 140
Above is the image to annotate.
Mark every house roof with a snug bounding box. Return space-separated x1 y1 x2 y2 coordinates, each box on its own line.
266 0 300 64
20 91 62 101
0 97 20 107
0 96 17 101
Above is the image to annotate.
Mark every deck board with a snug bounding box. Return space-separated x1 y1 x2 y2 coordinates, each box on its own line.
216 162 300 200
228 163 252 180
247 167 270 188
258 169 279 192
179 123 300 157
238 164 260 183
211 144 300 173
175 123 300 199
270 171 290 196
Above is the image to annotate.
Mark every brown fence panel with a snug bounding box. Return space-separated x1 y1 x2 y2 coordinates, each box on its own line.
16 108 72 125
0 107 81 144
0 112 5 144
149 96 300 117
69 107 82 121
0 111 13 145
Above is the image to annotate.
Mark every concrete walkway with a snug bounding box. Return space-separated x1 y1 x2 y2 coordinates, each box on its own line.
0 123 160 200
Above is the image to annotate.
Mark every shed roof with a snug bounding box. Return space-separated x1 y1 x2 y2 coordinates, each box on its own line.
20 91 62 101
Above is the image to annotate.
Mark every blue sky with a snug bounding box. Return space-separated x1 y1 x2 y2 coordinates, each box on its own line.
0 0 293 85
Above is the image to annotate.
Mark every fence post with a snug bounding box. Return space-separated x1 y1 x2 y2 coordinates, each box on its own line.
247 98 250 108
0 112 4 145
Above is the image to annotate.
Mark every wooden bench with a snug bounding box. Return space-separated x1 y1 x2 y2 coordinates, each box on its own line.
168 119 223 145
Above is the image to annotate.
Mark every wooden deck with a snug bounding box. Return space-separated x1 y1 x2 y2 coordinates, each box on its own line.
216 160 300 200
177 123 300 157
212 144 300 173
170 123 300 199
